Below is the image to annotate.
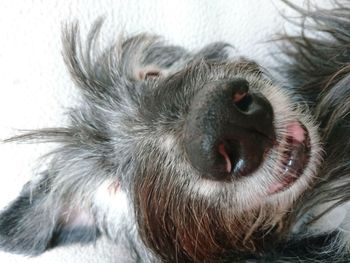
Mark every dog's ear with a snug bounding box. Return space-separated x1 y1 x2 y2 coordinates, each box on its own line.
194 43 263 75
0 177 99 255
118 34 190 81
194 42 237 61
64 24 190 85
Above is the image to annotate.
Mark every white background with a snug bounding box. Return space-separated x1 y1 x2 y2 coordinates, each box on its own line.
0 0 322 262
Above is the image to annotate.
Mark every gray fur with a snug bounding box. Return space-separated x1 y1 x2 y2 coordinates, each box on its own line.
1 1 350 262
0 20 239 261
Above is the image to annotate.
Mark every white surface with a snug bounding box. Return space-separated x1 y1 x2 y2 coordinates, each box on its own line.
0 0 307 262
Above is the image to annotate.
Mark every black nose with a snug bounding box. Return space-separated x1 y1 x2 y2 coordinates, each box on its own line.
184 78 275 181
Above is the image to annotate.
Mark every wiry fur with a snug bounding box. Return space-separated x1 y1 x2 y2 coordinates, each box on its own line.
1 1 350 262
269 1 350 261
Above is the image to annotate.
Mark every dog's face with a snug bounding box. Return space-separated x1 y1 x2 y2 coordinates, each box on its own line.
0 25 322 262
132 56 321 262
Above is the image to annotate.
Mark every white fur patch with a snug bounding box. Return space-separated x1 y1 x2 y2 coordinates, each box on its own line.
159 134 176 153
309 202 348 234
93 179 131 239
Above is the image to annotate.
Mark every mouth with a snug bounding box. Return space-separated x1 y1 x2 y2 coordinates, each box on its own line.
268 121 311 195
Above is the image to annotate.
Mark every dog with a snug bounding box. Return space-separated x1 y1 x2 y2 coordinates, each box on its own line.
0 1 350 262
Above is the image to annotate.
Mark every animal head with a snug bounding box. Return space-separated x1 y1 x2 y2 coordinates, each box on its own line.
0 20 322 262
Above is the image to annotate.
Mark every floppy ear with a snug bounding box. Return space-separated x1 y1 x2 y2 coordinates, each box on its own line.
117 34 190 81
0 176 99 255
194 42 237 61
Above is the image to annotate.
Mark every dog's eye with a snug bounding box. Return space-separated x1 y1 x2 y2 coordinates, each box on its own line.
144 71 161 80
138 68 162 80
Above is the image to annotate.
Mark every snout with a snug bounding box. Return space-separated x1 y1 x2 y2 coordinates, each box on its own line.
184 78 275 181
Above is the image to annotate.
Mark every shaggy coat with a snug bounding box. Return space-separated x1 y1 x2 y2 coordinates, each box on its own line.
1 1 350 262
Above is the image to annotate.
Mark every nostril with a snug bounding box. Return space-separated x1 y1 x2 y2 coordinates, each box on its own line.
232 92 247 103
217 140 241 176
218 143 232 173
227 78 252 112
234 93 253 112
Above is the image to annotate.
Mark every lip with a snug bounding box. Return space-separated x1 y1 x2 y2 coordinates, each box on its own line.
268 121 311 195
